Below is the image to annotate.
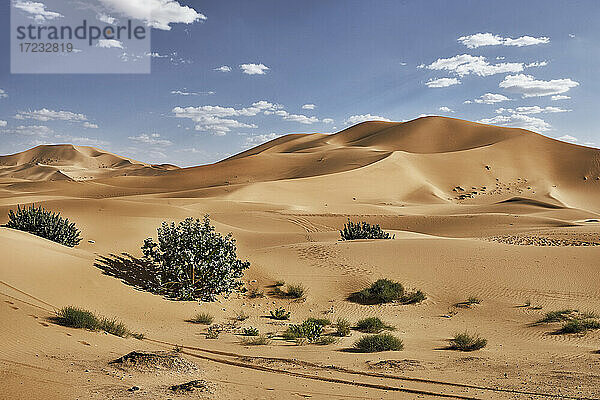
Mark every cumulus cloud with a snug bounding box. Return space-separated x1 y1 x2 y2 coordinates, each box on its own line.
240 63 269 75
0 120 7 127
478 114 551 132
128 133 172 146
426 77 460 88
273 110 319 124
467 93 511 104
499 74 579 98
171 89 215 96
83 122 99 129
0 89 7 99
1 125 54 136
458 33 549 48
97 13 116 24
97 39 123 49
15 108 87 122
214 65 231 72
13 1 62 22
438 106 454 113
345 114 391 125
302 104 316 110
551 95 571 101
245 133 281 146
97 0 206 30
426 54 523 77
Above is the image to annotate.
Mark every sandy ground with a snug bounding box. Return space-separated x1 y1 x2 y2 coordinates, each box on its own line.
1 117 600 399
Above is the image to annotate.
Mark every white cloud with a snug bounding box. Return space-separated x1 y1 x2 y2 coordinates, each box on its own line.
399 62 407 66
1 125 54 136
172 104 266 135
525 61 548 68
128 133 172 146
302 104 316 110
0 120 7 127
245 133 281 146
97 13 116 24
478 114 551 132
438 106 454 113
458 33 549 48
15 108 87 122
13 1 62 22
497 106 570 115
53 134 109 146
97 39 123 49
171 89 215 96
83 122 99 129
97 0 206 30
569 33 576 38
322 118 334 124
470 93 511 104
240 63 269 75
557 134 578 142
345 114 391 125
551 95 571 101
0 89 7 99
499 74 579 98
147 51 191 65
426 54 523 77
214 65 231 72
426 77 460 88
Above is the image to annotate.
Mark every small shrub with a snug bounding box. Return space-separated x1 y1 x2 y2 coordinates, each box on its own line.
206 327 220 339
235 310 249 321
340 219 394 240
356 317 393 333
350 279 404 304
98 317 129 338
269 307 290 320
283 320 323 342
334 318 351 337
537 309 576 323
305 317 331 326
56 306 98 330
241 335 271 345
449 332 487 351
353 333 404 352
131 332 145 340
402 290 427 304
285 284 306 299
190 313 213 325
6 204 82 247
559 319 600 334
242 327 259 336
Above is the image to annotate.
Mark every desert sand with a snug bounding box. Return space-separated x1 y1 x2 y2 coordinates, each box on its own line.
1 116 600 399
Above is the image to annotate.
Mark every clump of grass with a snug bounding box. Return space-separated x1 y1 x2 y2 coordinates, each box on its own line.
190 312 214 325
353 333 404 352
241 335 271 345
54 306 140 338
349 279 425 305
242 327 259 336
283 320 323 342
235 310 249 321
285 284 306 299
334 318 351 337
355 317 394 333
269 307 290 320
537 309 576 323
449 332 487 351
305 317 331 326
559 319 600 334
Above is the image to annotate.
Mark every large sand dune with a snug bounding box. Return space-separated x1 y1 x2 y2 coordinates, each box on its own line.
1 117 600 399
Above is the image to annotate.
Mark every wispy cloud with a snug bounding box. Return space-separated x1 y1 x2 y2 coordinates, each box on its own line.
14 1 63 22
97 39 123 49
478 114 551 132
0 89 7 99
426 77 460 88
171 89 215 96
458 33 550 48
214 65 232 72
15 109 87 122
128 133 172 146
465 93 511 104
302 104 316 110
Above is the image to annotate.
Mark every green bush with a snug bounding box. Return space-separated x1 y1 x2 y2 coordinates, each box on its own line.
559 319 600 334
141 215 250 301
402 290 427 304
98 317 129 337
54 306 139 338
269 307 290 320
340 219 394 240
242 327 259 336
5 205 82 247
356 317 393 333
449 332 487 351
334 318 351 337
283 320 323 342
190 312 213 325
537 309 576 323
353 333 404 352
285 284 306 299
350 279 426 305
305 317 331 326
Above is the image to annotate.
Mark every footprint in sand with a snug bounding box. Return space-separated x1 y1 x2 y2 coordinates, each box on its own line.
38 322 50 327
78 340 91 346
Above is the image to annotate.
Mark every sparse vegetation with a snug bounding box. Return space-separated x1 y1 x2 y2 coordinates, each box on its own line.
247 287 264 298
285 284 306 299
353 333 404 352
467 296 482 305
334 318 351 337
283 320 323 342
537 309 577 323
559 319 600 334
190 312 214 325
355 317 394 333
242 327 259 336
5 204 82 247
349 279 426 305
305 317 331 326
140 215 250 301
54 306 141 338
340 219 394 240
241 335 271 345
206 327 220 339
449 332 487 351
269 307 290 320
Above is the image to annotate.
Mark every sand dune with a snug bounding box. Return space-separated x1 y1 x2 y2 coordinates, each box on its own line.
1 117 600 399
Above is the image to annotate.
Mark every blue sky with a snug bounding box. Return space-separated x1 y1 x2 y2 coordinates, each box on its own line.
0 0 599 166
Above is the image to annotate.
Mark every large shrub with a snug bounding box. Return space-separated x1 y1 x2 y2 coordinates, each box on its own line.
5 204 82 247
141 216 250 302
340 219 394 240
353 333 404 352
349 279 426 305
